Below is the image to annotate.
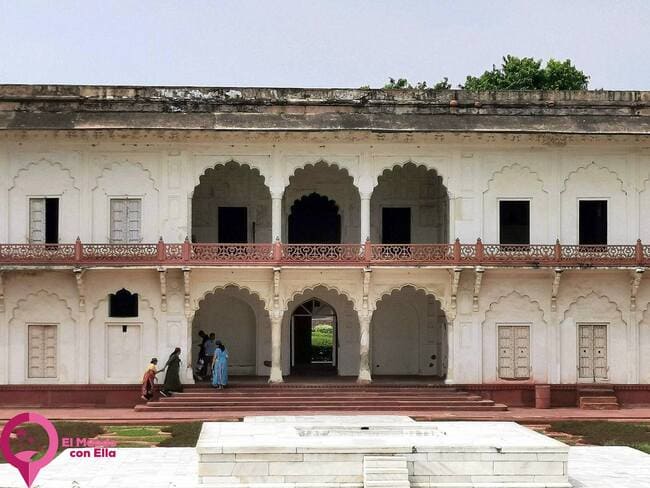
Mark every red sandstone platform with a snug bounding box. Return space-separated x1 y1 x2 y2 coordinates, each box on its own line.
1 407 650 425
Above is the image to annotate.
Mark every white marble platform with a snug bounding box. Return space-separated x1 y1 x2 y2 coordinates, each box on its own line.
196 416 570 487
0 445 649 488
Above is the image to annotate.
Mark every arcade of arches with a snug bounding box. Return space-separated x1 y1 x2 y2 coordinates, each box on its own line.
191 161 450 244
191 284 448 380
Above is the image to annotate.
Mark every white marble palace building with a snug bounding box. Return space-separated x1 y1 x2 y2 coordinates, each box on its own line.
0 86 649 405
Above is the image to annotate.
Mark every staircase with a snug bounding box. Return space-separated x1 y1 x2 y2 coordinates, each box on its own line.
135 384 508 413
363 455 410 488
578 385 620 410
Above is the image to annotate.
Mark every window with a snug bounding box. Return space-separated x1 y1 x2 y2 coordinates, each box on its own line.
29 198 59 244
497 325 530 380
382 207 411 244
218 207 248 243
110 199 142 243
579 200 607 245
28 324 57 378
499 201 530 245
109 289 139 317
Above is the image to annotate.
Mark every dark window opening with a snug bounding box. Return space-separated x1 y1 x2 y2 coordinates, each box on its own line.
382 208 411 244
499 201 530 245
45 198 59 244
109 289 139 317
218 207 248 243
288 193 341 244
579 200 607 245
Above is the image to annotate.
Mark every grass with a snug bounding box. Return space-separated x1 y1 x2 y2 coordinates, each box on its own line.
0 421 104 464
159 422 203 447
550 421 650 454
0 421 204 463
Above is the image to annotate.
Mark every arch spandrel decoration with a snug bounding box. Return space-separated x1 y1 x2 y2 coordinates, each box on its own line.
371 284 450 316
561 291 626 325
483 162 548 195
10 290 75 324
561 161 626 195
482 291 547 326
10 158 80 192
92 160 160 192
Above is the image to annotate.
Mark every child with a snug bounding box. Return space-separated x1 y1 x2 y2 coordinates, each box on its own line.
141 358 164 401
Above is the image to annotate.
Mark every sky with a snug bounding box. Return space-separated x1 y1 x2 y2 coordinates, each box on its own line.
1 0 649 89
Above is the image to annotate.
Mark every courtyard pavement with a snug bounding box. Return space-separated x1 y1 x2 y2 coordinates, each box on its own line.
1 407 650 424
0 446 648 487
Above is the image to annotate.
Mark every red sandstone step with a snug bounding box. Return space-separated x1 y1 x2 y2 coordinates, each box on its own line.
134 404 508 412
147 400 497 408
162 394 482 401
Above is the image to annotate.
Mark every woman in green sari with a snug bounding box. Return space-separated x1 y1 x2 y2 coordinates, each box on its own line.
160 347 183 397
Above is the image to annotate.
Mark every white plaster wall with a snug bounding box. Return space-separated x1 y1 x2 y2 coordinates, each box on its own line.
371 287 447 376
8 158 81 243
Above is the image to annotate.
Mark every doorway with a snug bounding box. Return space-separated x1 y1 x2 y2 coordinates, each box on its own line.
288 193 341 243
218 207 248 243
382 207 411 244
291 298 337 375
578 324 608 382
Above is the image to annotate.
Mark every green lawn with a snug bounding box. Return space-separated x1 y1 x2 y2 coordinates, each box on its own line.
550 421 650 454
0 421 204 463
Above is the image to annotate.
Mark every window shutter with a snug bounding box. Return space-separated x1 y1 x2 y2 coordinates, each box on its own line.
514 326 530 378
29 198 46 243
498 326 515 379
110 199 126 243
126 199 142 243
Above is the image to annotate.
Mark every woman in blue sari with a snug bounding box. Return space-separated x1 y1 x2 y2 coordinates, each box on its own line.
212 341 228 388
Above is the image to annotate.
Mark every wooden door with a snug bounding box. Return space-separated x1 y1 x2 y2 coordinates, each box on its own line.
498 325 530 380
579 324 608 381
28 324 57 378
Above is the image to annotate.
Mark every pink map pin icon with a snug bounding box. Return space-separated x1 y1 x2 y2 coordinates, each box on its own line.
0 412 59 488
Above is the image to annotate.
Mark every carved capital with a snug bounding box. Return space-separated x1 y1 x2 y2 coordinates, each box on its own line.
450 268 462 313
631 267 645 311
551 268 563 312
472 267 484 312
73 268 85 312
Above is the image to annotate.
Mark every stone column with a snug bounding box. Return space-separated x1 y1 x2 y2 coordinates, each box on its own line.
269 312 283 383
357 311 372 383
271 192 283 241
360 193 371 243
444 317 455 384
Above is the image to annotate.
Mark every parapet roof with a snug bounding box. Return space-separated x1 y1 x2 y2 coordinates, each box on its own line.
0 85 649 135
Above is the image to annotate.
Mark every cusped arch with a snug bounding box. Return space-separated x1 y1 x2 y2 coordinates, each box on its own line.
193 283 271 320
89 289 158 325
10 290 75 323
287 160 358 189
372 284 449 316
483 291 546 325
10 158 80 191
92 161 159 192
562 291 625 325
374 161 451 197
483 163 547 194
193 159 270 195
561 162 626 195
284 284 359 313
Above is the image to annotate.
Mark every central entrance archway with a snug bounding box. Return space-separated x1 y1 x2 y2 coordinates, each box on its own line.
291 298 337 375
288 193 341 243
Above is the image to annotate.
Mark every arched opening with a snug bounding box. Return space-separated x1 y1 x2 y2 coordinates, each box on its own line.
284 162 360 243
291 298 337 375
371 163 449 244
192 286 268 378
191 161 271 243
371 286 447 378
288 193 341 243
108 288 138 318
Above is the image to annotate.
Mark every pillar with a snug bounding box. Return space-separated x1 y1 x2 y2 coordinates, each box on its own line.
360 194 371 243
269 312 283 383
357 312 372 383
271 192 283 241
444 317 455 384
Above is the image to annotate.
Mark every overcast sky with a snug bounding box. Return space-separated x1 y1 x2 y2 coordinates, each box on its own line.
1 0 648 89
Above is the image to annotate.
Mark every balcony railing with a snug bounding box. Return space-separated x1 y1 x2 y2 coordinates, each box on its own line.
0 238 648 268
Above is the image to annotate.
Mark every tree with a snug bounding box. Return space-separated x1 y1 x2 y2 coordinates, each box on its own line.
382 77 451 90
463 55 589 91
